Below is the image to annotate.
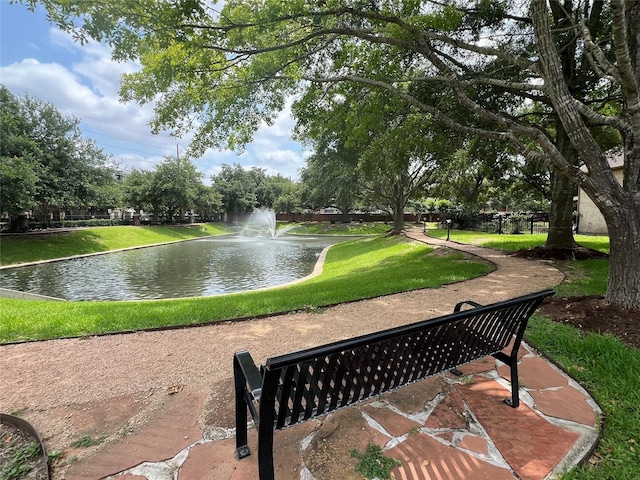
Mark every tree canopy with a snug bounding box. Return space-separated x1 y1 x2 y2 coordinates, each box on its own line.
0 85 117 230
210 163 294 222
23 0 640 308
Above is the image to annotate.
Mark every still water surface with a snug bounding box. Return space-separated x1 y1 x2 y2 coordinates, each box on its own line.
0 236 347 301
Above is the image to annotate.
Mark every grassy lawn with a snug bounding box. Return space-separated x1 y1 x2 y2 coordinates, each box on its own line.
0 223 233 266
0 233 493 343
426 229 610 253
289 222 392 235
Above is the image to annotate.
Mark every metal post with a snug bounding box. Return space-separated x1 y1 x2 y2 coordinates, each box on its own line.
446 219 452 241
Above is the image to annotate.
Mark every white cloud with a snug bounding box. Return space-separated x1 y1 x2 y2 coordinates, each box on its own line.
2 21 308 181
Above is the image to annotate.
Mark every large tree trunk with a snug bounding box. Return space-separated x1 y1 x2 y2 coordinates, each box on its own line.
545 121 579 249
531 1 640 309
391 195 405 233
545 170 578 249
392 213 404 232
605 204 640 309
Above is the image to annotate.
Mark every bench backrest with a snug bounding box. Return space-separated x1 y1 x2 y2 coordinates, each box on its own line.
260 290 553 430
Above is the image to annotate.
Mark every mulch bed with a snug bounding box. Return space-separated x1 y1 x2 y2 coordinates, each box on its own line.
539 295 640 350
511 246 609 260
511 245 638 350
512 247 640 348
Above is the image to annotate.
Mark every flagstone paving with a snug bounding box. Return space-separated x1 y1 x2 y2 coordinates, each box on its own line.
88 342 600 480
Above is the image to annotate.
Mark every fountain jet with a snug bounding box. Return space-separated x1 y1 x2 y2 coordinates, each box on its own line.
241 208 292 239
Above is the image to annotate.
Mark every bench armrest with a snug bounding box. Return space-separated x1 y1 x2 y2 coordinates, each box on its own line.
454 300 482 313
235 351 263 402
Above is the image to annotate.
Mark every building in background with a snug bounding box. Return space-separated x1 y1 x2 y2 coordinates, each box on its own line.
576 152 624 235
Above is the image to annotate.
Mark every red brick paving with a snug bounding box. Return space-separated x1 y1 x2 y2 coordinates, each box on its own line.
459 376 580 480
65 390 205 479
529 386 597 426
388 434 515 480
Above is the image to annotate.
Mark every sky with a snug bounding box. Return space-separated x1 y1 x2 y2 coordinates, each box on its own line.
0 1 310 182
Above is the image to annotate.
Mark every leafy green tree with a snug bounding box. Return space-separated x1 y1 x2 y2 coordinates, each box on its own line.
357 119 436 232
436 199 454 220
22 94 106 221
25 0 640 308
122 169 154 215
295 83 437 230
246 167 273 208
211 163 258 222
0 156 39 231
151 156 202 221
1 87 39 231
193 183 223 221
266 175 300 214
299 138 360 219
123 157 203 222
1 86 116 229
431 139 509 209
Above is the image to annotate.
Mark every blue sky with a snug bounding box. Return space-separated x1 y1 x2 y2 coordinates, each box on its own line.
0 1 309 181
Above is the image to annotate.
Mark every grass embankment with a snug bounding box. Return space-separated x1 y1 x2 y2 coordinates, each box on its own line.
0 224 231 266
289 222 392 235
0 230 493 343
429 229 638 480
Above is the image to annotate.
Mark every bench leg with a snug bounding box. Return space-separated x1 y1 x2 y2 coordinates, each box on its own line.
504 359 520 408
255 377 280 480
234 357 251 458
257 426 276 480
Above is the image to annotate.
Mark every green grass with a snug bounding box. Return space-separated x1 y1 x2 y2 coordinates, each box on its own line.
0 224 232 266
427 229 610 253
0 235 493 343
553 259 609 297
289 221 392 235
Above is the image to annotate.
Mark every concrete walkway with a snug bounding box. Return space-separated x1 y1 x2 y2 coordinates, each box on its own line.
0 229 601 479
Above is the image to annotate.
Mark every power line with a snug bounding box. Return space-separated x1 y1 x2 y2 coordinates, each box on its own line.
57 106 162 138
92 141 169 157
81 127 167 150
55 107 213 163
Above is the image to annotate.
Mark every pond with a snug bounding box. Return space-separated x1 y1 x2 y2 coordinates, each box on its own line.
0 235 349 301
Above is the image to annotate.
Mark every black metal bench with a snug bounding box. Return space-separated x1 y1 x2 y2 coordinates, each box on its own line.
234 289 554 479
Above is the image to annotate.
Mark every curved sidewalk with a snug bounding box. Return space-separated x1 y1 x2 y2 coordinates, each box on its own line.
0 229 601 479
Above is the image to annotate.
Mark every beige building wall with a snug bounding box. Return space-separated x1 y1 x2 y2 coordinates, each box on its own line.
577 156 624 234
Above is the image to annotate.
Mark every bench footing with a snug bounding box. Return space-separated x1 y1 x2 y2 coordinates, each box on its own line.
236 446 251 459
